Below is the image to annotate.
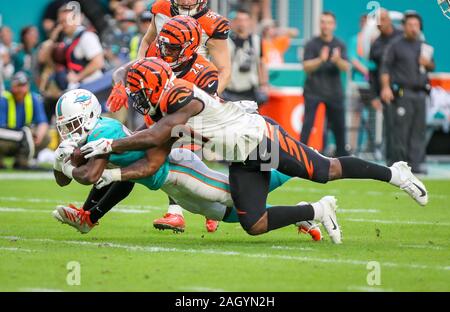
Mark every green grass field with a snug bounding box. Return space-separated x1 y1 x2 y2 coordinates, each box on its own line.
0 172 449 292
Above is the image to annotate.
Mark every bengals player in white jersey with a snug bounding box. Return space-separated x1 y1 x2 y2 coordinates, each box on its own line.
82 58 429 244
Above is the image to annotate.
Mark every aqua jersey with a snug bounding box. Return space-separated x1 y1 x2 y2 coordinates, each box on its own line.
86 117 169 190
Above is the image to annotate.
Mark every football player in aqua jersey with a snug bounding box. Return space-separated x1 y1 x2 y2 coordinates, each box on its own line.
52 89 323 241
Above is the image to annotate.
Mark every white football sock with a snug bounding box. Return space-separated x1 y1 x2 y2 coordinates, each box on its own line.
311 201 324 221
168 204 183 216
389 165 402 186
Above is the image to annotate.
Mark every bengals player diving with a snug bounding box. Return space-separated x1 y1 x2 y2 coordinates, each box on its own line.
82 58 429 245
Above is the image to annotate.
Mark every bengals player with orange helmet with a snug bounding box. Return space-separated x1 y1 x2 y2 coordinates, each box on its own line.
107 16 221 233
144 16 220 233
108 16 219 114
136 0 231 94
83 57 429 244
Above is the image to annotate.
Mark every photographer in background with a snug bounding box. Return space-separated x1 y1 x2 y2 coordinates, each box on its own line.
222 8 269 105
380 11 434 174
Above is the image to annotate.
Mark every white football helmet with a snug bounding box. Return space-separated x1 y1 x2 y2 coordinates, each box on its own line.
55 89 101 144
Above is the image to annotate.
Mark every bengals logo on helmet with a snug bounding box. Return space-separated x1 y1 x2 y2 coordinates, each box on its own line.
156 15 202 68
126 57 174 116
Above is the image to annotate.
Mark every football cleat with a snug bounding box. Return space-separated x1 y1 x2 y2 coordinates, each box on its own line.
298 221 322 241
313 196 342 244
205 218 219 233
390 161 428 206
52 204 96 234
153 213 185 233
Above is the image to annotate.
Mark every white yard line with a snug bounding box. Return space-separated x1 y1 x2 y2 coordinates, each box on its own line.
180 286 227 292
339 209 379 213
277 186 450 199
0 196 164 211
1 236 448 272
0 173 54 180
343 218 450 227
0 247 34 252
347 286 392 292
0 206 154 215
19 288 64 292
399 244 445 251
270 245 314 251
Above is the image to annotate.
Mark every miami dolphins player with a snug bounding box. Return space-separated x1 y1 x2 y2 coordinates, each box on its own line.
52 89 323 240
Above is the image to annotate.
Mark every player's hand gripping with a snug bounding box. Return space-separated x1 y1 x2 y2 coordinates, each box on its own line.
81 138 113 158
95 169 121 189
55 139 78 161
53 140 78 171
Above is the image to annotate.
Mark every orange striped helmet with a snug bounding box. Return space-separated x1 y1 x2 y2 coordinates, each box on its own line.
126 57 174 116
156 15 202 68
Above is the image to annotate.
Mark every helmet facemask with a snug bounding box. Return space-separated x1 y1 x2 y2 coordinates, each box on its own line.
157 36 194 68
128 73 176 117
57 113 90 144
129 79 158 116
171 0 207 16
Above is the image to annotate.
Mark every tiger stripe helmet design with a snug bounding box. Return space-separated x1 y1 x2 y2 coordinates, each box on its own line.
156 15 202 68
126 57 174 116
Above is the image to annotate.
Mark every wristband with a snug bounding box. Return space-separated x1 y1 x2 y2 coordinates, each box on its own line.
110 168 122 182
53 159 63 172
62 161 76 179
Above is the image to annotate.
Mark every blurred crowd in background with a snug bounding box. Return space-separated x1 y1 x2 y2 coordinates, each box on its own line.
0 0 447 175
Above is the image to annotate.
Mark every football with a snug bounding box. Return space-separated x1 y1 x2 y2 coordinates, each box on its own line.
70 147 88 167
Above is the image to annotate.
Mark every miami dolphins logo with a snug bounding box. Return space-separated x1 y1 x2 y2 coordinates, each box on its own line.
438 0 450 19
74 94 92 103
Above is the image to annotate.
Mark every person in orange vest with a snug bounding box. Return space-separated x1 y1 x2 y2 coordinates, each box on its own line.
0 72 49 169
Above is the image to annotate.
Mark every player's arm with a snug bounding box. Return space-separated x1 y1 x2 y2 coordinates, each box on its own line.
137 18 157 59
207 38 231 94
54 170 72 187
119 140 173 181
112 102 200 153
112 60 135 85
82 100 203 158
134 122 150 132
63 155 109 185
